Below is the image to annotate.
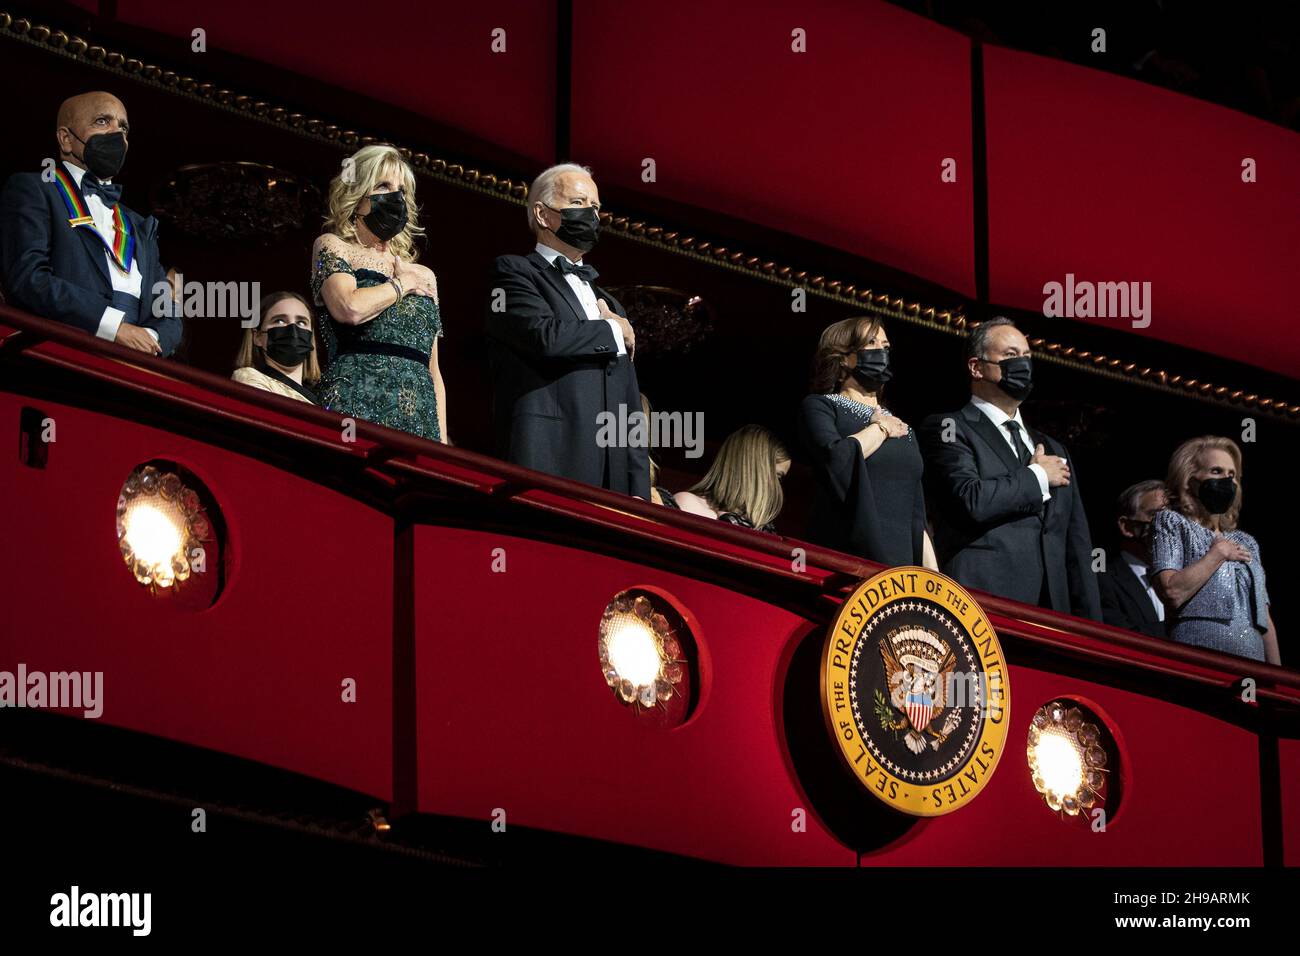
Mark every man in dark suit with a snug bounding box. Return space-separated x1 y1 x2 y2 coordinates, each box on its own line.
918 317 1102 620
0 91 181 355
485 163 648 497
1098 479 1168 637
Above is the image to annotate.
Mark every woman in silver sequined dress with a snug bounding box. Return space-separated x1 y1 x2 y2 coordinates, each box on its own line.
1151 436 1279 664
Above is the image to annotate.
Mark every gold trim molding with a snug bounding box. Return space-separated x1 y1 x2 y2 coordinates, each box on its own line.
2 11 1296 421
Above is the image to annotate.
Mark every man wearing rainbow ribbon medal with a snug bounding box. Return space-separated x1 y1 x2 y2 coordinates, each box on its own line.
1 91 182 356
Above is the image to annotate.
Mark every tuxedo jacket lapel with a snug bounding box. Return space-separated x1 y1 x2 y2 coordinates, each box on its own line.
74 226 113 286
1113 559 1157 625
527 250 587 324
962 403 1023 477
592 284 624 318
1027 425 1056 518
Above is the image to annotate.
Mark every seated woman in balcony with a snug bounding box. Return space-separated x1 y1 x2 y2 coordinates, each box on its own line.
311 144 446 442
673 425 788 532
1151 436 1279 664
231 290 321 405
797 316 936 569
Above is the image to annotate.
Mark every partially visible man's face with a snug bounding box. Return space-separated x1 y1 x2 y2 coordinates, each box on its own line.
970 324 1031 384
537 172 601 231
56 93 129 166
1134 488 1167 523
1118 487 1167 547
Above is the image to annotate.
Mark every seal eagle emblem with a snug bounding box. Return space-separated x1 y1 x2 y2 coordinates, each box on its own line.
821 567 1011 816
879 626 962 754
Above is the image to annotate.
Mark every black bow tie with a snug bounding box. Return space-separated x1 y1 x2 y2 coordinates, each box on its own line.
552 256 598 283
81 175 122 206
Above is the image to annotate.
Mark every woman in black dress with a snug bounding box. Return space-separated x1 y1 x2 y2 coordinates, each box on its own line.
798 316 936 568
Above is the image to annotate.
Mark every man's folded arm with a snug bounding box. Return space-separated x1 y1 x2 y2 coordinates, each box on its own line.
134 273 182 356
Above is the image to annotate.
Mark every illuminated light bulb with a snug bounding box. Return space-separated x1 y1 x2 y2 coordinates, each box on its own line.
605 615 662 688
1033 727 1085 800
123 499 185 570
598 591 692 720
1027 703 1114 820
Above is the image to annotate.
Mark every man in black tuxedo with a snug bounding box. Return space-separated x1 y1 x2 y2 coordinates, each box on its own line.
1098 479 1168 637
918 317 1101 620
0 91 181 355
485 163 648 497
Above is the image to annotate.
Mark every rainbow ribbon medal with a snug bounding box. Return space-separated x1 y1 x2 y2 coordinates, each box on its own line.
52 166 135 274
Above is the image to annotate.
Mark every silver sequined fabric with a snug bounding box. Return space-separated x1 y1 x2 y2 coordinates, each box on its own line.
823 393 912 440
1150 508 1269 661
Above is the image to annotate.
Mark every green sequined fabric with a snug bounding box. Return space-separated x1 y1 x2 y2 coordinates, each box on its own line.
311 247 443 442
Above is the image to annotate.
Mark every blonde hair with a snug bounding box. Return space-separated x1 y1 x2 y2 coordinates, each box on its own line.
324 144 424 261
810 315 885 394
689 425 789 528
641 392 659 487
1166 435 1243 531
234 290 321 384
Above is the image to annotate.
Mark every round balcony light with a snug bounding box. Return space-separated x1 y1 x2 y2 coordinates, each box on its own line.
117 464 211 591
1027 700 1113 818
598 591 689 713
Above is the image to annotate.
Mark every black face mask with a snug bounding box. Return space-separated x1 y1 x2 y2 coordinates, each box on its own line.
361 190 408 241
546 205 600 253
852 347 892 388
68 129 128 180
1196 477 1237 515
991 356 1034 401
262 325 314 367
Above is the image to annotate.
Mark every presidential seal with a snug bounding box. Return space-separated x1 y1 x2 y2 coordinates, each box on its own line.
820 567 1010 816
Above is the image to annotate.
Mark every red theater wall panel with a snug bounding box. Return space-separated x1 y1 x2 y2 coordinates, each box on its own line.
113 0 557 165
411 525 856 866
571 0 976 297
0 394 394 801
861 664 1263 866
985 46 1300 378
1283 739 1300 866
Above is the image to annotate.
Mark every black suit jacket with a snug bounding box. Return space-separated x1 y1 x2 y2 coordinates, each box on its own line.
1097 549 1167 638
485 251 649 498
0 169 182 355
918 401 1102 620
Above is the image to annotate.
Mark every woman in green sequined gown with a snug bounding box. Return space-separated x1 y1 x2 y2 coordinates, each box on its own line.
311 144 446 442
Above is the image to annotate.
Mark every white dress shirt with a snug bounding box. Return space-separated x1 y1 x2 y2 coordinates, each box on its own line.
534 242 625 355
1120 550 1165 622
63 161 154 344
969 395 1051 501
